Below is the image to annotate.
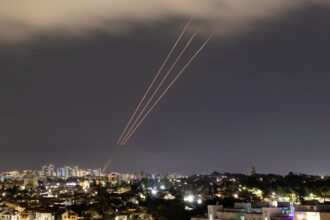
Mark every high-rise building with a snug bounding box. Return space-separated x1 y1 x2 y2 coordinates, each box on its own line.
41 164 55 177
56 167 65 178
92 168 102 177
64 166 73 179
72 166 79 177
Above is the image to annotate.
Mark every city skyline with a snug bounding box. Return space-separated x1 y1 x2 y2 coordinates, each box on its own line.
1 165 328 220
0 1 330 175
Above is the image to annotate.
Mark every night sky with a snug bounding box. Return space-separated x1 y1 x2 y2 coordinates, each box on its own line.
0 1 330 175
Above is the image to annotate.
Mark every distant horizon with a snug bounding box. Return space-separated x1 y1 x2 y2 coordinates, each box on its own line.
1 164 328 177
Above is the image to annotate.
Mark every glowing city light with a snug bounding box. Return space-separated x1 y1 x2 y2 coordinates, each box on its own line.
184 195 194 203
151 189 158 195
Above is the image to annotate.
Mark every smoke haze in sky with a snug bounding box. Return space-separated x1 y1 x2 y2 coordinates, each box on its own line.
0 0 328 43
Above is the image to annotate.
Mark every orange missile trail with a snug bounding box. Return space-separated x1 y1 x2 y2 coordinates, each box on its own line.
119 31 198 145
117 19 192 145
102 159 112 173
121 33 214 145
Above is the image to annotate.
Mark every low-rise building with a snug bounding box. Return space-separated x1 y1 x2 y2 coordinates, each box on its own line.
58 210 79 220
192 203 330 220
0 210 20 220
35 212 54 220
